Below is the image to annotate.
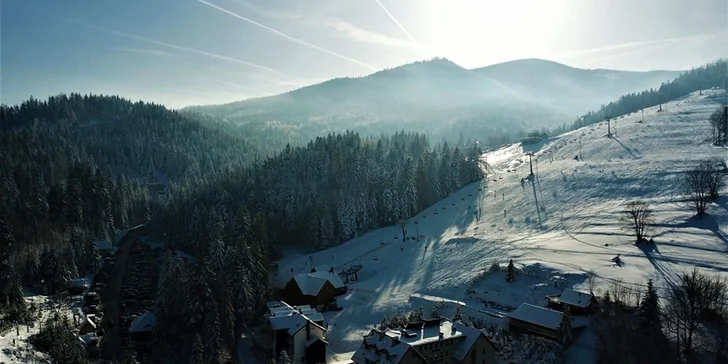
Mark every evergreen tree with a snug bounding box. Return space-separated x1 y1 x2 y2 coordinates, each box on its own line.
278 350 292 364
506 259 517 283
191 334 205 364
636 279 662 336
559 306 573 344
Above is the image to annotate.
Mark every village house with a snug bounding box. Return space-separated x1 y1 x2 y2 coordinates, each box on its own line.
67 278 89 295
129 310 157 341
78 315 98 335
546 289 598 314
283 267 347 311
507 303 563 340
266 301 328 364
352 318 497 364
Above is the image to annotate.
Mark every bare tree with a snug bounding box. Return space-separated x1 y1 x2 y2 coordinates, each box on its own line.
703 159 726 199
710 105 728 146
619 201 654 243
586 269 596 294
684 165 711 216
664 269 727 354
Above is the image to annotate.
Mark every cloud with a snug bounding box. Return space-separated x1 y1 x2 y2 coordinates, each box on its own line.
195 0 381 71
319 19 416 49
229 0 418 52
554 32 727 65
215 80 273 96
34 8 299 79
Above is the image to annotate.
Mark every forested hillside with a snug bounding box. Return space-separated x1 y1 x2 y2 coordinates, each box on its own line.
572 59 727 128
0 94 267 308
187 58 680 150
0 94 484 361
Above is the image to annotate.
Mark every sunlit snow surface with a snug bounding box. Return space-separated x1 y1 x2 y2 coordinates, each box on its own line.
274 90 728 363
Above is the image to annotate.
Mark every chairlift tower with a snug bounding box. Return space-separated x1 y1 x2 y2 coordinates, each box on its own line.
606 117 612 138
525 152 535 176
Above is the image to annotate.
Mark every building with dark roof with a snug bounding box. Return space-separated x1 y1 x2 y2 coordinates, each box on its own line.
352 318 496 364
283 267 347 311
266 301 328 364
546 289 598 314
507 303 563 340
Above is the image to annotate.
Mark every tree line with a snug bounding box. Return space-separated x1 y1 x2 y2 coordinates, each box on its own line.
572 60 727 129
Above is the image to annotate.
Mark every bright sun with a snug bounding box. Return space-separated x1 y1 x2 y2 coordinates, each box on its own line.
421 0 568 67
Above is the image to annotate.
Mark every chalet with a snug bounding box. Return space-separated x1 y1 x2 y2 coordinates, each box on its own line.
520 132 548 145
129 310 156 340
546 289 598 314
93 240 114 256
507 303 563 340
283 268 347 311
68 278 89 295
310 266 347 295
352 318 497 364
78 315 98 335
266 301 328 364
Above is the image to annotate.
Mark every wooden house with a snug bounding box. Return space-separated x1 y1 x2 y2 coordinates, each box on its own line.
547 289 598 314
266 301 328 364
283 268 346 311
507 303 563 340
352 318 497 364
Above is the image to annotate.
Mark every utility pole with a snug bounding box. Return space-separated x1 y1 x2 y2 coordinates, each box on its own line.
526 152 535 176
606 117 612 138
414 220 420 242
579 140 583 160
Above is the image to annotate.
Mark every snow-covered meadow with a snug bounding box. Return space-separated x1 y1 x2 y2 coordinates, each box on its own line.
276 90 728 362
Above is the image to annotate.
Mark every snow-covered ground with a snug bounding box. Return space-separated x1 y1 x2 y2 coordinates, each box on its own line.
0 292 83 364
276 90 728 363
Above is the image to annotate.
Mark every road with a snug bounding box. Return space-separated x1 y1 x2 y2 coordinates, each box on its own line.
101 232 136 362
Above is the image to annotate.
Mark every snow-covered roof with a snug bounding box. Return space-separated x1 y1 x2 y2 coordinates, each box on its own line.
451 322 486 361
352 319 487 364
267 301 325 336
93 240 113 251
353 330 416 364
129 310 156 333
69 279 87 288
292 269 346 296
305 337 328 348
509 303 563 330
309 267 346 289
78 315 97 329
558 289 593 308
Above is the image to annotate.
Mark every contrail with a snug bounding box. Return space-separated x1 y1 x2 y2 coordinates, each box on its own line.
196 0 380 71
36 9 298 79
215 80 273 96
372 0 426 55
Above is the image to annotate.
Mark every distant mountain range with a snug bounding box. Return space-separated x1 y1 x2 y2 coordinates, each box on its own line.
186 58 682 146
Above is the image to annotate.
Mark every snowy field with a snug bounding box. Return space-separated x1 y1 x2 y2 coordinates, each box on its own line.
276 90 728 362
0 293 83 363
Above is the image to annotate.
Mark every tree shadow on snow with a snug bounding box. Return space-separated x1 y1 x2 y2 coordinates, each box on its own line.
653 214 728 247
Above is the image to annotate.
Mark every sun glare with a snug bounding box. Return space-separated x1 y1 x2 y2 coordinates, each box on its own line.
422 0 568 67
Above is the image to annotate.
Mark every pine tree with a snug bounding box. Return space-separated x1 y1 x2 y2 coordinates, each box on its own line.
506 259 516 283
636 279 662 336
191 334 205 364
559 306 573 344
278 350 292 364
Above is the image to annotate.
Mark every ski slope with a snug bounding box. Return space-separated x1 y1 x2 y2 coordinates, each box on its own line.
276 89 728 362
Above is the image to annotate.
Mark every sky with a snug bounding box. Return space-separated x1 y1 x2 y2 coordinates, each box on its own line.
2 0 727 108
